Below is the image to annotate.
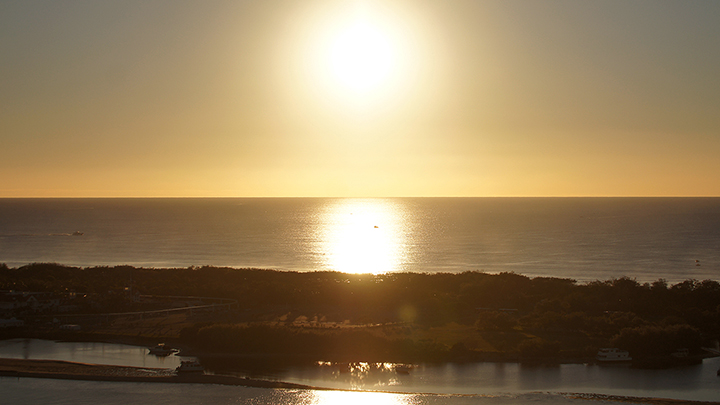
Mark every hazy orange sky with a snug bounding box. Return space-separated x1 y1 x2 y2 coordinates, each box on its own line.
2 0 719 197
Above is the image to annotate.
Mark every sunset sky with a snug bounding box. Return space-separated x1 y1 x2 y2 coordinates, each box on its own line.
2 0 719 197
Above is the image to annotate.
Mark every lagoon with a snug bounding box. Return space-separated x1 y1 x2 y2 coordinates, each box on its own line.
1 339 719 404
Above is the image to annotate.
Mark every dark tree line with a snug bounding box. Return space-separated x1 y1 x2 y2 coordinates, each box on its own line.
2 263 719 362
180 323 447 363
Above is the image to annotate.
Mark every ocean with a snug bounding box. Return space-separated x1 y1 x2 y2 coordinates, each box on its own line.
1 197 719 282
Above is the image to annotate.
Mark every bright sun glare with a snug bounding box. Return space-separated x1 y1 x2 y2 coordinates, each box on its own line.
311 390 409 405
326 20 396 94
298 3 415 106
315 199 409 274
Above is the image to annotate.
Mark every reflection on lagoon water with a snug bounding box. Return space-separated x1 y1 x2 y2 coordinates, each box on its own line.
0 338 188 369
311 362 407 391
315 199 413 274
281 358 720 402
0 377 589 405
2 340 720 403
309 390 413 405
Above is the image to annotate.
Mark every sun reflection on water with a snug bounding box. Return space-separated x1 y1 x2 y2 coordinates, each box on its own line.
315 199 410 274
309 390 414 405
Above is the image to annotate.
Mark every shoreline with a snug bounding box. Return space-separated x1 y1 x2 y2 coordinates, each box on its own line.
2 358 720 405
0 358 314 389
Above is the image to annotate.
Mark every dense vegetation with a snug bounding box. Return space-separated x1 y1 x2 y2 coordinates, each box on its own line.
2 263 719 364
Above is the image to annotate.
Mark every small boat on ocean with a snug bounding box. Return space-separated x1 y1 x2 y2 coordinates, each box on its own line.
176 360 204 373
596 348 632 363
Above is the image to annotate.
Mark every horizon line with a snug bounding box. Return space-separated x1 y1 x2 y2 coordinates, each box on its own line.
1 195 719 199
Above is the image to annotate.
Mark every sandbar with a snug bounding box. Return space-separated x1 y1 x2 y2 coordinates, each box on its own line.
0 358 313 389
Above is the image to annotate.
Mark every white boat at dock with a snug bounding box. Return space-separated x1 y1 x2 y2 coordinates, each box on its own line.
148 343 177 356
596 348 632 363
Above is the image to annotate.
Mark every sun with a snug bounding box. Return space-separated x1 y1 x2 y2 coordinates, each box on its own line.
326 20 396 95
293 3 415 107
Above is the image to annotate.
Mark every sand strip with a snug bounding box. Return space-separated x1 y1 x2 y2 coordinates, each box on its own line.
0 358 313 389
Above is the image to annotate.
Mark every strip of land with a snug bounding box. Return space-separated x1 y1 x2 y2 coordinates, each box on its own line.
0 358 313 389
562 393 720 405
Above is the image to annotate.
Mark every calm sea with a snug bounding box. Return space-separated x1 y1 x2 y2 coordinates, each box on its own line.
1 198 719 282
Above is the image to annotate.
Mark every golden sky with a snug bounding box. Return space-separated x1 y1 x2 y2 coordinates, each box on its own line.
2 0 719 197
